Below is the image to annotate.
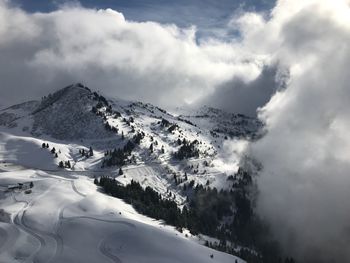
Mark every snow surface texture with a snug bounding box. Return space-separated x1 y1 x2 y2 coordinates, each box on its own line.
0 84 259 262
0 164 244 263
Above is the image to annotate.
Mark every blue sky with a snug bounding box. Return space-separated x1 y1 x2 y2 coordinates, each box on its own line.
12 0 276 39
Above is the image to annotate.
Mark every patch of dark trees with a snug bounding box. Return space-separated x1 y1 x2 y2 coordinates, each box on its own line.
177 117 197 127
58 160 71 168
96 168 296 263
102 140 135 167
41 142 61 162
92 92 108 106
102 131 144 167
156 106 167 114
158 118 179 133
79 146 94 158
104 122 119 133
91 94 121 122
160 118 170 127
174 139 199 160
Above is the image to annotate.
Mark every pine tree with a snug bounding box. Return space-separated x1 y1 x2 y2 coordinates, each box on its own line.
51 147 56 154
58 161 64 168
30 182 34 188
119 167 123 175
89 146 93 156
94 178 99 185
177 138 182 145
121 131 124 140
161 146 165 154
55 153 58 158
149 143 153 153
42 143 46 148
46 143 49 148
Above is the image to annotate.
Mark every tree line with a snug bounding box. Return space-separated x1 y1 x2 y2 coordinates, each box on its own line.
95 169 296 263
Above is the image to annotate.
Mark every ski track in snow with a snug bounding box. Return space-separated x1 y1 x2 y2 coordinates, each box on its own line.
99 237 122 263
70 180 86 198
13 199 46 263
1 164 134 263
9 175 123 263
0 227 7 252
0 223 19 257
0 222 20 257
59 176 133 263
12 183 64 263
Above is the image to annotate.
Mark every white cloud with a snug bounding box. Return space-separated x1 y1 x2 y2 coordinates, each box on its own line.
235 0 350 261
0 0 264 109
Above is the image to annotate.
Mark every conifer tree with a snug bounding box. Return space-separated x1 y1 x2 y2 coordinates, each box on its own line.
177 138 182 145
89 146 93 156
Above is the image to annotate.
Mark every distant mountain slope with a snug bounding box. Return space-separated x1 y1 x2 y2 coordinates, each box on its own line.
0 83 262 190
180 105 262 139
0 85 261 190
33 84 116 140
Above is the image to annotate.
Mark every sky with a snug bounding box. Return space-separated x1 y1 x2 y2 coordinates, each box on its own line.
0 0 277 116
13 0 275 34
2 1 350 262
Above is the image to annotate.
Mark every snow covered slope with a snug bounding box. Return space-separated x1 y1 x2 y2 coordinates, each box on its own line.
0 84 261 262
0 165 244 263
0 82 262 210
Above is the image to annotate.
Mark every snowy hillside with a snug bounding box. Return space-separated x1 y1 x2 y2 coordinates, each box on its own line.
0 84 263 262
0 164 244 263
0 84 261 189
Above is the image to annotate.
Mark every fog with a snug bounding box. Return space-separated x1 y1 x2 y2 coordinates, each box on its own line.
246 0 350 261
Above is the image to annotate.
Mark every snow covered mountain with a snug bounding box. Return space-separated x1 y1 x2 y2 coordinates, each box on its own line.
0 83 261 140
0 84 263 263
0 83 262 194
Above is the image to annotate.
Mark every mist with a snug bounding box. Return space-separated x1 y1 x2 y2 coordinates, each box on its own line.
245 0 350 261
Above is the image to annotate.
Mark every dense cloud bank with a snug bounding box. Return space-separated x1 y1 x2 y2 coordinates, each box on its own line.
244 0 350 262
0 0 266 113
